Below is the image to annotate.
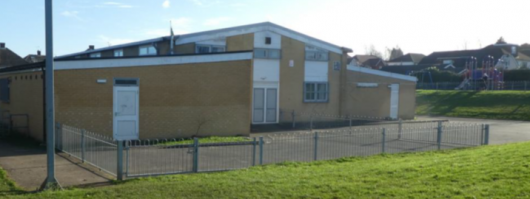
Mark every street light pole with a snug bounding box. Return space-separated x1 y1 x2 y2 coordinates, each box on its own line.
40 0 60 190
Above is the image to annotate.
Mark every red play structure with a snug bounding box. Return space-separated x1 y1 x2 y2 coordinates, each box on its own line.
456 56 505 90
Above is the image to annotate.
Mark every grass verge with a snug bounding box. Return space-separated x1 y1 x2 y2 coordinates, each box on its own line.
1 142 530 198
416 90 530 120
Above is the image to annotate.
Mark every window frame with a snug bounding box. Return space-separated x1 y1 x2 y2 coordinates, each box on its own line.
195 44 226 54
253 48 281 59
89 52 101 58
303 82 329 103
0 78 10 103
114 49 124 57
139 45 157 56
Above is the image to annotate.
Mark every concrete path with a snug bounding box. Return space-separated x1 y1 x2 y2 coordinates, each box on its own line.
0 140 112 191
417 116 530 145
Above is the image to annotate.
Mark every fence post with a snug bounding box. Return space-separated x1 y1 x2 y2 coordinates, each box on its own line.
259 137 264 165
55 122 62 151
437 121 442 150
125 141 129 178
291 110 296 129
314 132 319 161
398 119 403 140
310 116 313 133
192 138 199 173
252 137 256 166
349 115 352 131
81 129 86 163
382 128 386 153
484 124 490 145
117 140 124 181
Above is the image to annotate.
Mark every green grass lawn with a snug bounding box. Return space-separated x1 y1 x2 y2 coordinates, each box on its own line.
2 142 530 198
157 136 251 146
416 90 530 121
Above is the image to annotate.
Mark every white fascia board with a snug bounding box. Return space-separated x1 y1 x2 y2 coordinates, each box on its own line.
56 37 165 59
347 65 417 82
176 23 344 54
55 52 253 70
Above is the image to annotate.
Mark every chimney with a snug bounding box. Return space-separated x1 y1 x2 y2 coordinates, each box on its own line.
88 45 95 51
0 43 5 49
37 50 41 56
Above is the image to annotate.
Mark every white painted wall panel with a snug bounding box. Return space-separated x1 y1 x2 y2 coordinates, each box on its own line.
305 61 328 82
254 31 281 49
253 59 280 82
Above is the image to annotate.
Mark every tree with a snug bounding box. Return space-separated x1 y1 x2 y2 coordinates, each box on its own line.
365 45 383 58
386 46 403 61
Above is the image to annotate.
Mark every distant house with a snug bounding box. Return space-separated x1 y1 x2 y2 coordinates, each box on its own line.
419 37 522 73
386 53 425 66
0 43 27 69
23 50 45 63
348 55 385 70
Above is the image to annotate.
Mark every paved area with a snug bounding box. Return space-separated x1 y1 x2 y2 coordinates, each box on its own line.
416 116 530 145
0 140 112 191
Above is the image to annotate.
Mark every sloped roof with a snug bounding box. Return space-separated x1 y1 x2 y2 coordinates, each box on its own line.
0 48 27 68
23 54 46 63
57 22 352 58
389 53 425 63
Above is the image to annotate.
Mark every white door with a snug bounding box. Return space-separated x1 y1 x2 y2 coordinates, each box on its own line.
252 88 278 124
389 84 399 120
113 86 139 140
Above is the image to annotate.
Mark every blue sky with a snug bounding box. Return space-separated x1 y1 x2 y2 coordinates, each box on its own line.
1 0 529 57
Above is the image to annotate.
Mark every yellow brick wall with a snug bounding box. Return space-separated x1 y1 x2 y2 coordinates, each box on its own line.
227 33 254 51
0 72 44 141
55 60 252 139
344 71 416 119
278 36 343 121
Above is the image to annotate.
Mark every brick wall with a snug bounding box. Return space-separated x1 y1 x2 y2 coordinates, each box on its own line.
55 60 253 139
0 72 44 141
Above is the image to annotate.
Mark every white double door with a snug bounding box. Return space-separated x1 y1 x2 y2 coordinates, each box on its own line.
113 86 139 140
253 88 278 124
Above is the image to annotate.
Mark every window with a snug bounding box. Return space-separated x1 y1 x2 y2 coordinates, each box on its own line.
89 53 101 58
196 45 226 53
265 37 272 45
305 51 328 61
305 45 328 61
114 78 139 86
0 78 10 103
333 61 341 71
139 45 157 56
254 48 281 59
304 82 328 102
114 49 124 57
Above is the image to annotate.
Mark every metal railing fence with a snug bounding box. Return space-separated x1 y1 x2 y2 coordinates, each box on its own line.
55 121 489 180
55 123 117 176
417 81 530 91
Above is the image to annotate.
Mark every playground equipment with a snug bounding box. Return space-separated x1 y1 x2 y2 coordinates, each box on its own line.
455 56 504 90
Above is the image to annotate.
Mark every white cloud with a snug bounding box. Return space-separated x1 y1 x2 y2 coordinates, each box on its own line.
203 17 232 26
171 17 193 27
188 0 221 7
98 35 135 46
61 11 84 21
189 0 203 6
162 0 171 8
102 2 133 8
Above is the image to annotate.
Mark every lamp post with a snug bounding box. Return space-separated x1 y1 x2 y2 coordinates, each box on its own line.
40 0 61 190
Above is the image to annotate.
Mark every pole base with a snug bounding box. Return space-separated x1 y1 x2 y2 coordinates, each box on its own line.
39 178 62 191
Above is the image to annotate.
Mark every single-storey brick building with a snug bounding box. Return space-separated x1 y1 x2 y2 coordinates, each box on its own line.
0 22 416 141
